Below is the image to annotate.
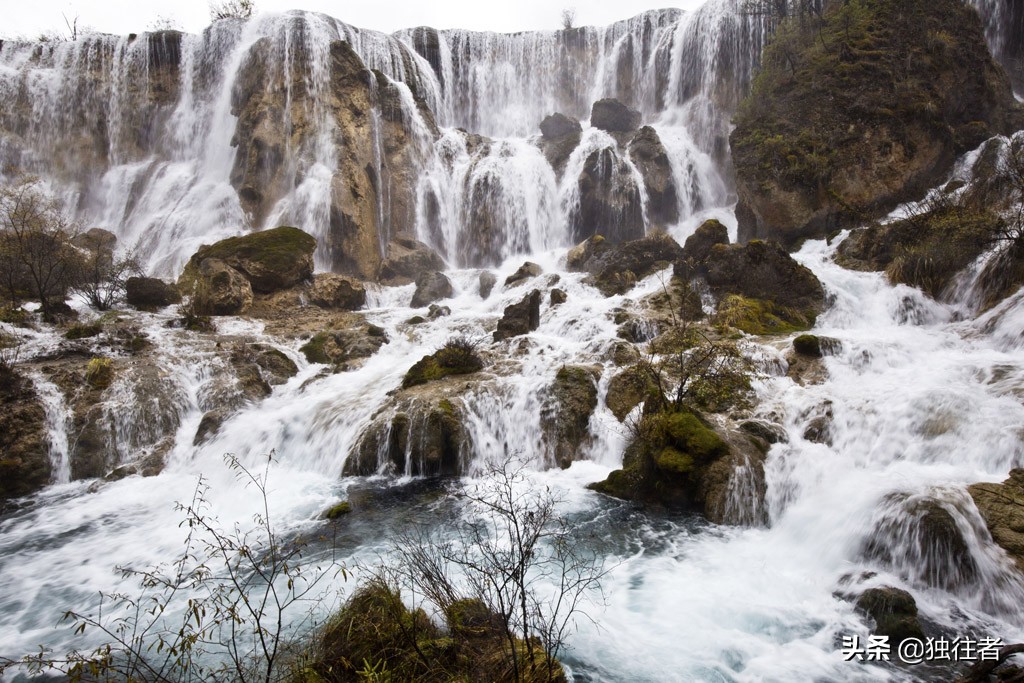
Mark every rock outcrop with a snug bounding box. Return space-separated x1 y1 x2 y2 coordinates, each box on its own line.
568 232 684 296
570 147 646 244
0 370 51 501
126 277 181 311
378 236 446 285
494 290 541 341
627 126 679 229
731 0 1022 248
410 271 453 308
181 226 316 294
308 274 366 310
970 470 1024 573
540 365 600 468
590 98 641 133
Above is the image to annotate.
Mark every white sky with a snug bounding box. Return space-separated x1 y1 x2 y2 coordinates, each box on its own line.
3 0 705 39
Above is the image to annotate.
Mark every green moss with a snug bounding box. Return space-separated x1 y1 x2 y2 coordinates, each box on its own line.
0 307 30 325
323 501 351 519
658 411 728 462
793 334 822 357
655 446 694 474
85 357 114 390
402 338 483 389
714 294 812 335
65 323 103 340
300 333 331 364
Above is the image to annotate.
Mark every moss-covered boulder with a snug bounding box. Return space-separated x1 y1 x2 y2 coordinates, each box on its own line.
0 369 51 501
606 364 656 422
589 408 729 509
855 587 925 646
969 469 1024 573
681 218 730 263
569 232 685 296
402 338 483 389
494 290 541 341
181 226 315 294
731 0 1022 248
301 324 388 369
541 365 600 468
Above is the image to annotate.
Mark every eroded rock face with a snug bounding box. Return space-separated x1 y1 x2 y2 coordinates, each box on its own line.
191 258 254 315
541 365 600 468
538 113 583 175
182 226 316 294
969 469 1024 573
0 370 51 501
569 232 684 296
627 126 678 229
730 0 1022 248
309 274 366 310
571 147 646 244
378 236 445 285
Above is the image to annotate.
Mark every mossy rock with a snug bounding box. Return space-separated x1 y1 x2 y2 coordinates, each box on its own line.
322 501 351 519
85 357 115 391
65 323 103 340
855 587 925 646
606 365 656 422
402 341 483 389
301 326 389 368
181 226 316 294
541 365 600 468
714 294 812 335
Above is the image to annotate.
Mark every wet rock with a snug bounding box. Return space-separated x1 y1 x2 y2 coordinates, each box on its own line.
792 334 841 358
540 113 582 139
541 365 600 468
550 288 567 306
700 426 770 526
427 304 450 319
410 271 453 308
190 258 254 315
681 219 729 263
504 261 542 287
0 370 51 501
126 277 181 311
739 419 788 445
627 126 678 229
969 469 1024 572
309 273 366 310
855 587 925 646
402 338 483 389
181 226 315 294
494 290 541 341
571 147 645 244
478 271 497 299
590 98 641 133
71 228 117 271
606 364 654 422
800 401 833 445
301 324 389 368
378 236 445 285
571 232 684 296
233 343 298 386
566 235 611 272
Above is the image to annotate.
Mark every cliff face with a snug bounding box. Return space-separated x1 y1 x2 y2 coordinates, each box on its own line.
731 0 1023 247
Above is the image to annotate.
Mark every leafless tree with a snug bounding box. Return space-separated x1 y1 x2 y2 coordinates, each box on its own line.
560 8 576 30
210 0 256 21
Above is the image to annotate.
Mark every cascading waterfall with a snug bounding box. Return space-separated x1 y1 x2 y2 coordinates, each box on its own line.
2 0 1024 680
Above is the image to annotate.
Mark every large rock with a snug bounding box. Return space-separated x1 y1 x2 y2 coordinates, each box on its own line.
730 0 1022 248
504 261 542 288
969 469 1024 573
570 147 646 244
0 370 51 501
855 587 926 646
189 258 254 315
590 98 641 133
410 271 453 308
71 228 117 268
493 290 541 341
570 232 684 296
126 277 181 311
181 226 315 294
301 324 389 368
628 126 679 229
378 236 445 285
309 274 366 310
680 219 729 263
540 113 582 139
538 113 582 175
541 365 600 468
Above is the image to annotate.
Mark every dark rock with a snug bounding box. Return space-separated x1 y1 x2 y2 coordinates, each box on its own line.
681 219 730 263
126 277 181 311
71 228 117 270
427 304 450 319
541 365 600 468
739 419 788 444
969 469 1024 573
0 370 51 501
573 232 685 296
606 365 654 422
550 288 567 305
570 147 646 244
301 325 389 368
402 339 483 389
309 273 366 310
181 226 316 294
855 587 925 646
628 126 679 229
590 98 641 133
347 397 467 477
494 290 541 341
566 235 611 272
478 271 497 299
378 236 445 285
540 113 582 139
504 261 542 287
410 271 453 308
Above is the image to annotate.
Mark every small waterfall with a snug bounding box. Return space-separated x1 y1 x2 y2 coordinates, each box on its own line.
27 371 73 485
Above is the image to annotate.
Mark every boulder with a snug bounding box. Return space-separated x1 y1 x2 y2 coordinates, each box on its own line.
0 370 51 501
627 126 679 229
570 147 646 244
494 290 541 341
590 98 641 133
402 339 483 389
504 261 542 287
71 228 117 269
730 0 1022 247
309 273 366 310
855 587 925 646
301 324 389 368
478 271 497 299
378 236 445 285
606 365 654 422
550 288 567 305
571 232 685 296
969 469 1024 573
191 258 253 315
126 277 181 311
540 113 582 139
541 365 600 468
410 271 453 308
681 219 729 263
182 226 316 294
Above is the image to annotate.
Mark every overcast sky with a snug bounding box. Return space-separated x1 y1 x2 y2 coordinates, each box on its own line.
4 0 705 39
